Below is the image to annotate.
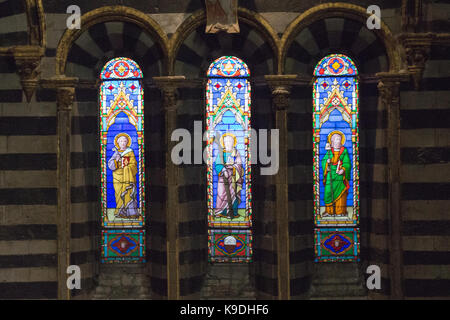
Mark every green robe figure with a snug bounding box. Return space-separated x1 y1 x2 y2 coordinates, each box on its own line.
321 131 351 216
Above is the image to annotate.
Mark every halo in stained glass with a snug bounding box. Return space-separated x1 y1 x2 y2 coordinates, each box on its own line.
207 56 250 78
314 54 358 77
100 57 143 80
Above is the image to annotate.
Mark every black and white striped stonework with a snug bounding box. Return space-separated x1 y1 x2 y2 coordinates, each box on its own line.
286 17 389 75
285 15 391 298
426 1 450 32
61 17 166 297
173 19 277 298
0 57 58 298
0 0 28 47
175 86 208 298
286 85 315 299
144 86 166 298
69 86 99 299
251 85 277 299
65 21 164 80
398 42 450 299
174 22 275 78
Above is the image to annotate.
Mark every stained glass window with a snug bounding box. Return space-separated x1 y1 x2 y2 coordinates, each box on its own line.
99 57 146 263
206 56 252 262
313 54 360 262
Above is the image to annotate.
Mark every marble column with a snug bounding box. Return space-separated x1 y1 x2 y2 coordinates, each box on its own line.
153 76 185 300
41 76 78 300
377 72 409 299
265 75 297 300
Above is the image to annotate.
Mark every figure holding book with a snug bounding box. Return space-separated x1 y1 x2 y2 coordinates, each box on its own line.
108 133 139 219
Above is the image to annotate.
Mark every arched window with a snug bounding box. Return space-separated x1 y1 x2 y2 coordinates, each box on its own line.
206 56 252 262
100 57 146 263
313 54 360 262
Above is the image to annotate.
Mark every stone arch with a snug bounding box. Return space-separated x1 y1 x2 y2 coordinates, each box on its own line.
169 7 280 76
24 0 46 47
280 3 404 74
55 5 170 77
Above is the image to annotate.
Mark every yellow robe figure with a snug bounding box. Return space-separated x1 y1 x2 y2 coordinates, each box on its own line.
108 136 139 219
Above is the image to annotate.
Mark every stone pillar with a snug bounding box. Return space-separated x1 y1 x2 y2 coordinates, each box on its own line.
377 72 409 299
41 76 79 300
153 76 185 300
265 75 297 300
13 45 44 102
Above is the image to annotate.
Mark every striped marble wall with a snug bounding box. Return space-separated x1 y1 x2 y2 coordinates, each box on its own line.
0 0 28 47
0 0 55 295
0 57 58 298
176 86 208 298
285 14 391 298
62 19 166 298
399 41 450 299
173 20 276 299
0 0 448 300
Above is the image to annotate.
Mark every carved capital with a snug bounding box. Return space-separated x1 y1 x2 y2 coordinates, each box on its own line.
265 75 298 111
376 72 408 107
153 76 186 111
40 76 78 112
13 46 44 102
57 87 76 112
399 33 434 90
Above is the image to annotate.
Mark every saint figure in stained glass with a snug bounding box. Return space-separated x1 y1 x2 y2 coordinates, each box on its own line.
322 131 351 216
100 57 146 263
206 56 252 262
108 133 139 219
313 54 360 262
214 133 244 219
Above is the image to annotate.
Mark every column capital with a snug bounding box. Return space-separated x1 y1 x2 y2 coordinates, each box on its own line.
398 33 434 90
376 72 409 107
41 76 79 112
57 87 76 112
13 45 45 102
153 76 186 111
265 75 298 111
